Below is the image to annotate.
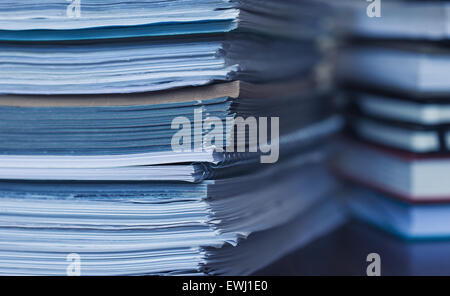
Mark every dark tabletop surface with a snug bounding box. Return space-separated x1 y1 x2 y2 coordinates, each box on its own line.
254 219 450 276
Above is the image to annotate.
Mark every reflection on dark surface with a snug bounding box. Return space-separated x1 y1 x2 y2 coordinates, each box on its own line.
255 219 450 276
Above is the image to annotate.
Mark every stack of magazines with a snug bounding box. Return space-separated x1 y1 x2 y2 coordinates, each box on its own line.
334 0 450 239
0 0 345 275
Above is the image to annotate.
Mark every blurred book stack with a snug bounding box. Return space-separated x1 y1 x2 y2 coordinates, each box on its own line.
332 0 450 239
0 0 345 275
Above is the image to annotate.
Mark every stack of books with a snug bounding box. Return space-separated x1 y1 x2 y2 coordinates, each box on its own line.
334 0 450 239
0 1 345 275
